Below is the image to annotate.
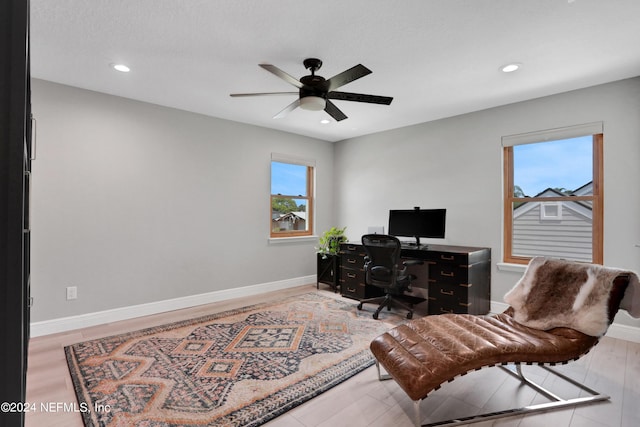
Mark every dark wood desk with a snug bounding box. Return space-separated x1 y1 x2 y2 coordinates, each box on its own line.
338 242 491 315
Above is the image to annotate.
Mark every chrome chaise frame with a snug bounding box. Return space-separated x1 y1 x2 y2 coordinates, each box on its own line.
375 360 609 427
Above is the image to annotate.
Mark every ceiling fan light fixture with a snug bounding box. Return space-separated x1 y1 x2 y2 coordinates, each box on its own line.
299 96 326 111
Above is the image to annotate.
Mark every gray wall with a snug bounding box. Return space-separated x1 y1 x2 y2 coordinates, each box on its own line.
30 79 334 322
334 77 640 327
31 77 640 329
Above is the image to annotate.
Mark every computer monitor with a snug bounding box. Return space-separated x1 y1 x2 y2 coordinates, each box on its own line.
388 208 446 247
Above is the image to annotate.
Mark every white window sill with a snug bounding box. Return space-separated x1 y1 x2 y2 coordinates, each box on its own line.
497 262 527 273
268 235 318 245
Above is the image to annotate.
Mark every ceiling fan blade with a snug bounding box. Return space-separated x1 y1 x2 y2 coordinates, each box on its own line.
327 91 393 105
326 64 372 91
230 92 297 97
273 99 301 119
324 100 348 121
259 64 304 89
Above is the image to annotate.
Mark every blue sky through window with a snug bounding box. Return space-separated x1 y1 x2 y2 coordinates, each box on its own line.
271 161 307 196
513 135 592 196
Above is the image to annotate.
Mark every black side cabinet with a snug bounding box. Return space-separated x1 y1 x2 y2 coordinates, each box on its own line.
1 1 31 426
317 254 340 292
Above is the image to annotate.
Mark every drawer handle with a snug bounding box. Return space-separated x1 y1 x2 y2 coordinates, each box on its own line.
440 307 454 314
347 245 357 251
459 302 471 307
440 255 455 261
347 287 356 292
440 271 454 277
347 258 357 264
347 273 356 279
440 289 454 296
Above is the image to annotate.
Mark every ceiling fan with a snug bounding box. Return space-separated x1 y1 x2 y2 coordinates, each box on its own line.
230 58 393 122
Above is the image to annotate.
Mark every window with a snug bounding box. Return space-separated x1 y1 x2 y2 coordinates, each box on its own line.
540 202 562 220
503 124 603 264
270 155 314 238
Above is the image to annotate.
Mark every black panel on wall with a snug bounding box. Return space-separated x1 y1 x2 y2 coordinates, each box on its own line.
0 0 31 426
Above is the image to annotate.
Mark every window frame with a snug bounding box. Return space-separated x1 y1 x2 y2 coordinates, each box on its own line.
503 132 603 265
270 155 315 239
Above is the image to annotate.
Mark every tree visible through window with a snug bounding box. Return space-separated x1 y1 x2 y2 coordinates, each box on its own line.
270 159 314 238
503 133 603 264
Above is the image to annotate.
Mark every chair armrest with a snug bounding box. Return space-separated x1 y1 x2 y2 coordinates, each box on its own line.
402 259 423 267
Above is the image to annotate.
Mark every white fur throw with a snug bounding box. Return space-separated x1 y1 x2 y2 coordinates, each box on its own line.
504 257 640 337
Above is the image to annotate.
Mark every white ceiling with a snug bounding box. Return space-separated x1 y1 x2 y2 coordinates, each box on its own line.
30 0 640 142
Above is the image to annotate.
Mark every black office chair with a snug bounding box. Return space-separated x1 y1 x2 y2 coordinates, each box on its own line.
357 234 426 319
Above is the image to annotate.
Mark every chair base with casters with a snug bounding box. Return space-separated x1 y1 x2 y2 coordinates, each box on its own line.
369 257 639 426
357 292 425 319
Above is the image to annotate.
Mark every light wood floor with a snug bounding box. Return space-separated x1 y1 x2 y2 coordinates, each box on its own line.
26 284 640 427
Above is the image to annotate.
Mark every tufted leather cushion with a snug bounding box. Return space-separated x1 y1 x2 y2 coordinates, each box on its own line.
370 312 599 401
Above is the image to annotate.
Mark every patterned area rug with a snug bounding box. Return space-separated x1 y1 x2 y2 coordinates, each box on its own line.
65 293 392 426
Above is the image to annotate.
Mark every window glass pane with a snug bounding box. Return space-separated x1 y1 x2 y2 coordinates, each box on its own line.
272 198 309 232
511 200 593 262
271 162 307 196
513 136 592 197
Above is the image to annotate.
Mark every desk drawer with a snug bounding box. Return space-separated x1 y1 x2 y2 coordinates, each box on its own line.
341 282 366 300
429 282 471 303
428 251 469 265
340 243 366 269
429 264 469 284
339 266 384 300
428 281 487 315
341 243 364 254
340 268 365 286
341 254 364 269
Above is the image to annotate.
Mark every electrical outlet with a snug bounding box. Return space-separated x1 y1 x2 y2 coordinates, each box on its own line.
66 286 77 300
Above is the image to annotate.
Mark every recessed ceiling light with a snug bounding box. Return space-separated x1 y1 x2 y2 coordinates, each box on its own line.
111 63 131 73
501 63 521 73
320 119 330 124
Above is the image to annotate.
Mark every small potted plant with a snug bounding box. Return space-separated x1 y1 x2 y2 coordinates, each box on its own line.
316 227 347 291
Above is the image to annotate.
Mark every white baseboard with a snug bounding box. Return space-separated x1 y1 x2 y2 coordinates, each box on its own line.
490 301 640 344
606 322 640 343
30 275 316 337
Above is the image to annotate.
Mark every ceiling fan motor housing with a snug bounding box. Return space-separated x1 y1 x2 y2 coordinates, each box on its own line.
299 75 328 100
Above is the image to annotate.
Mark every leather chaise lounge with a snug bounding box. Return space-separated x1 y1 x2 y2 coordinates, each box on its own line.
369 257 640 426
